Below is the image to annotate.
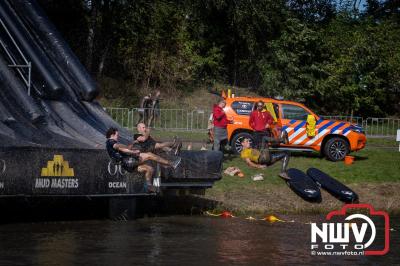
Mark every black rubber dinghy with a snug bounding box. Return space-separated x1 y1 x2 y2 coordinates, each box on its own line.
307 168 358 203
286 168 322 203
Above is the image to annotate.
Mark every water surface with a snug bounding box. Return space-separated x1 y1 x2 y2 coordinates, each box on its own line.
0 215 398 265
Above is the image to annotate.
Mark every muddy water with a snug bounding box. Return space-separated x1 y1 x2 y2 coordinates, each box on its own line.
0 215 398 265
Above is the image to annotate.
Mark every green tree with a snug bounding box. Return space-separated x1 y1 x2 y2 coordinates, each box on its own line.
258 18 324 102
317 15 400 116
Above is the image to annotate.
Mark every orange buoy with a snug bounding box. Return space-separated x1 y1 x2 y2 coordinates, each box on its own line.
221 211 234 218
264 215 284 223
344 155 354 165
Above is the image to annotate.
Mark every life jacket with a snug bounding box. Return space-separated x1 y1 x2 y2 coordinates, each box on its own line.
306 115 316 137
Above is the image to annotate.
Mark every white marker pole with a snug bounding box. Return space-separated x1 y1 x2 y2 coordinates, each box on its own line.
397 129 400 152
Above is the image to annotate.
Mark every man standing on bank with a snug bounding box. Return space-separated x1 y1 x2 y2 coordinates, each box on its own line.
147 90 161 127
249 101 274 149
137 93 152 125
212 98 229 152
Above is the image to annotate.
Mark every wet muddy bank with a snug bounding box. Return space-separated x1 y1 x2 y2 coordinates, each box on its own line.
200 182 400 215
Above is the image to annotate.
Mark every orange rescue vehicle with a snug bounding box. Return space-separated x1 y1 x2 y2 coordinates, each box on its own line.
223 95 366 161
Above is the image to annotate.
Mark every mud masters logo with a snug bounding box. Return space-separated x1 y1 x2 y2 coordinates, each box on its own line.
310 204 390 256
35 155 79 189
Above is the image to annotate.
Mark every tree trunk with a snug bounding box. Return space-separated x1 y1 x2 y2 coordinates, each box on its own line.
86 0 99 72
97 41 110 78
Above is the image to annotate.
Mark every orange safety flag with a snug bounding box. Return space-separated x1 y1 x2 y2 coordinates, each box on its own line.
264 102 277 122
221 90 227 98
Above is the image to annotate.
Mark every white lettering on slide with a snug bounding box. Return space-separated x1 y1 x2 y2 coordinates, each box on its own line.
35 178 79 189
108 182 127 189
51 178 79 188
35 178 50 188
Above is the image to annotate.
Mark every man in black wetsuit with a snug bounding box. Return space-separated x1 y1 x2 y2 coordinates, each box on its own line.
133 123 182 155
134 123 181 155
105 127 181 192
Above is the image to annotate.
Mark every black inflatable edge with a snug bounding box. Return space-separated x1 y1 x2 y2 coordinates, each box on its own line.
306 167 359 204
11 0 98 101
286 168 322 203
0 0 63 97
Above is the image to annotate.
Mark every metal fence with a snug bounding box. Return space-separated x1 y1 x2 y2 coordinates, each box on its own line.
320 115 364 126
105 107 212 132
320 115 400 137
363 117 400 137
105 107 399 137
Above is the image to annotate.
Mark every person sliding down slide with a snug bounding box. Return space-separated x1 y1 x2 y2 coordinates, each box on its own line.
240 138 290 180
105 127 181 192
134 123 182 155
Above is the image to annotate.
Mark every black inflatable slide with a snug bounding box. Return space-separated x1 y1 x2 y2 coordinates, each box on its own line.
0 0 222 197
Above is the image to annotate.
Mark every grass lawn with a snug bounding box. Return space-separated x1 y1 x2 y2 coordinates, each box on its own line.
366 137 399 147
148 131 399 184
146 128 400 213
212 145 399 191
201 144 400 214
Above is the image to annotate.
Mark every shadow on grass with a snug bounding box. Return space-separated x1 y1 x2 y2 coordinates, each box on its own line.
279 151 370 162
221 150 325 163
222 153 236 162
352 155 369 161
289 152 323 159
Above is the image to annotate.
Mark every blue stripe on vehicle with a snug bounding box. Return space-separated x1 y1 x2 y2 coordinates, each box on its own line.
316 119 324 125
318 121 335 132
282 120 297 131
342 126 352 134
294 121 306 131
330 122 345 134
